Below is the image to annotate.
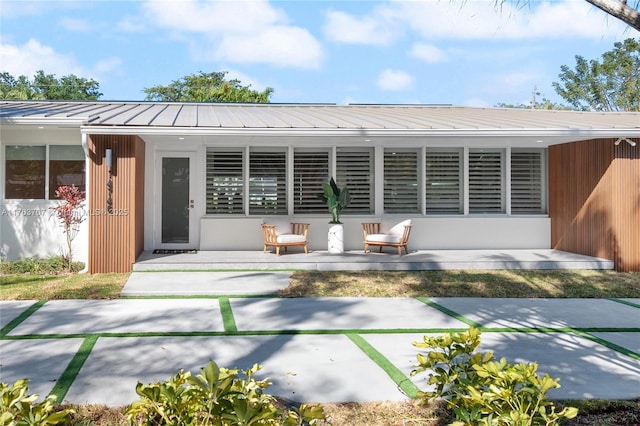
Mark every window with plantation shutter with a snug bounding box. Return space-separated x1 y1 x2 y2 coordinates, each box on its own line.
206 149 244 214
384 150 419 213
426 149 462 214
249 150 287 215
293 150 329 214
511 149 546 214
469 149 504 213
336 148 374 214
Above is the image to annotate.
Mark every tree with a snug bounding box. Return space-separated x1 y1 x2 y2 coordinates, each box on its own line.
552 38 640 111
0 70 102 100
585 0 640 32
143 71 273 103
50 185 86 272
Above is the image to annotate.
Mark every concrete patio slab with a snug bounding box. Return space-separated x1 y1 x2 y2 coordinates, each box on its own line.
0 338 84 399
430 298 640 329
133 249 614 272
230 297 470 331
0 300 37 329
63 334 408 406
591 332 640 354
121 271 292 296
7 299 224 335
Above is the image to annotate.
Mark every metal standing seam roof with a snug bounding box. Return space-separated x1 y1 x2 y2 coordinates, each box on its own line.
1 101 639 131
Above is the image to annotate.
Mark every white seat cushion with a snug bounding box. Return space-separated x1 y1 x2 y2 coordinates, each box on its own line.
276 234 306 244
387 219 411 237
365 233 402 244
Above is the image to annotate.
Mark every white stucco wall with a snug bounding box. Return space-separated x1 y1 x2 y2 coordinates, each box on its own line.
0 126 89 265
199 216 550 251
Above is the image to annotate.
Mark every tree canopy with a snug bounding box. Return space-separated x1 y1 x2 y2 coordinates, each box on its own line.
0 70 102 100
553 38 640 111
143 71 273 103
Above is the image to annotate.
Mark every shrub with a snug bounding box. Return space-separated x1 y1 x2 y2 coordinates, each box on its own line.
125 359 326 425
0 256 84 275
0 379 73 425
411 327 578 426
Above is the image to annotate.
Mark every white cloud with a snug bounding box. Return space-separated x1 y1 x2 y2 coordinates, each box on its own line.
142 0 322 69
0 39 85 77
392 0 630 40
323 10 396 45
410 43 448 63
0 39 121 83
215 26 323 69
377 69 414 91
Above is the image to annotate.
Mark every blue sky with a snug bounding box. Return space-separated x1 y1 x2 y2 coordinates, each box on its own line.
1 0 637 107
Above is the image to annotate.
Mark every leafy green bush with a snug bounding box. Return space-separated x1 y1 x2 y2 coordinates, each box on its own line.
411 327 578 426
0 379 73 425
125 359 326 425
0 256 84 275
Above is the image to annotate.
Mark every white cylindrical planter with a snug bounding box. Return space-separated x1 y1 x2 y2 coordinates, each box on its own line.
328 223 344 253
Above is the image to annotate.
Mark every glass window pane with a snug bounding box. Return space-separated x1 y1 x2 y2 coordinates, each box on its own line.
337 148 373 214
469 149 504 214
293 150 329 214
249 150 287 215
5 146 46 199
49 145 85 199
384 150 419 213
206 149 244 214
426 149 462 214
511 149 546 214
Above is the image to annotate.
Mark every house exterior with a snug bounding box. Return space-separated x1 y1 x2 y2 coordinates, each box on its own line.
1 101 638 273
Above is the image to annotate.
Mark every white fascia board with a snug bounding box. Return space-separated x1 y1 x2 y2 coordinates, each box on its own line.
80 125 639 139
1 117 86 127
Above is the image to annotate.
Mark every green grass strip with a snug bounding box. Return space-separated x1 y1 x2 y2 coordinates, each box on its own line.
0 300 46 337
415 297 484 328
609 298 640 309
219 297 238 333
571 329 640 360
347 333 421 399
49 335 99 402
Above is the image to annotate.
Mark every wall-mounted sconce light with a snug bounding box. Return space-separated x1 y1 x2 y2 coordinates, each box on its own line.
614 138 637 147
106 148 114 214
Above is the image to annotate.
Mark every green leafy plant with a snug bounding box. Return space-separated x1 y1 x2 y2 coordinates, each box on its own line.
411 327 578 426
318 177 351 224
0 379 73 425
125 359 326 425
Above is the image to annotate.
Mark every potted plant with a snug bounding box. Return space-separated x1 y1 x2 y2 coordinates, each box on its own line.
318 177 351 253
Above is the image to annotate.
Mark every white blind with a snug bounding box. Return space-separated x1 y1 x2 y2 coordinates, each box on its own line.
469 150 504 213
336 148 374 214
206 149 244 214
249 151 287 215
293 150 329 214
426 149 462 214
384 150 419 213
511 149 545 214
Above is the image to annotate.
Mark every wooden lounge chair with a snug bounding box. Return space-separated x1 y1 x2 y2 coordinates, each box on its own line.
362 220 412 255
262 222 309 255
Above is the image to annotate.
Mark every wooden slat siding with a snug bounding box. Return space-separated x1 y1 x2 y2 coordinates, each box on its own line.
549 138 639 272
87 134 145 273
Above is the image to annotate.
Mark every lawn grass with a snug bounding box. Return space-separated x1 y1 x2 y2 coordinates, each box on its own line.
0 272 129 300
281 269 640 298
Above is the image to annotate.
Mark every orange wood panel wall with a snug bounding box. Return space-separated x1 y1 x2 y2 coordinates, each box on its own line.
87 134 145 273
549 138 639 272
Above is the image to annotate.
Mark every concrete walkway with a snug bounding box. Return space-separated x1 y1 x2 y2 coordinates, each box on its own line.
1 272 639 408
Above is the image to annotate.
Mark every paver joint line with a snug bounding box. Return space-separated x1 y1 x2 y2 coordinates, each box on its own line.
48 335 99 402
0 300 46 337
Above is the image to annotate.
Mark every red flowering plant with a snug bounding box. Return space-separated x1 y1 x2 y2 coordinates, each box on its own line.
50 185 86 271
